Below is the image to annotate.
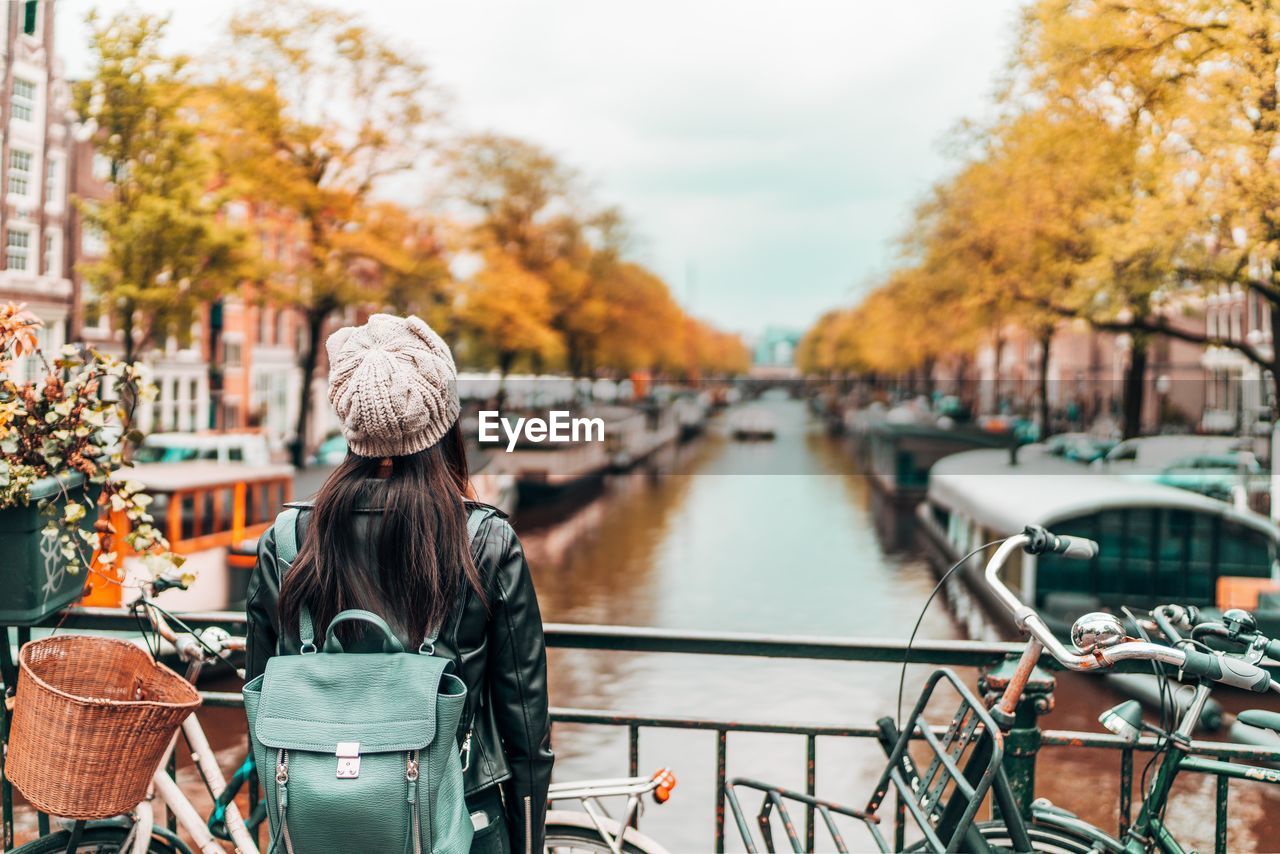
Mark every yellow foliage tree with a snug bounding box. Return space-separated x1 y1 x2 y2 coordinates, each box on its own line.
456 248 562 384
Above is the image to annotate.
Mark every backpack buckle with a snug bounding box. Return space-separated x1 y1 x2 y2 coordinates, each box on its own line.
336 742 361 779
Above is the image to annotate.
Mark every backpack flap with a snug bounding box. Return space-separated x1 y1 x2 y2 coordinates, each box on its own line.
254 651 456 753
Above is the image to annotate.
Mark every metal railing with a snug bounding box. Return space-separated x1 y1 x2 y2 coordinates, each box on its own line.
5 610 1280 852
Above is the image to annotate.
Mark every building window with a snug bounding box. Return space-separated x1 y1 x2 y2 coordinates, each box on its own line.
23 1 39 37
224 339 242 368
6 229 31 272
44 231 59 277
81 221 106 255
91 153 113 183
8 150 32 197
11 78 36 122
44 155 61 202
22 326 49 383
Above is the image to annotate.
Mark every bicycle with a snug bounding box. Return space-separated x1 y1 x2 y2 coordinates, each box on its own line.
727 525 1280 853
543 769 677 853
13 578 259 854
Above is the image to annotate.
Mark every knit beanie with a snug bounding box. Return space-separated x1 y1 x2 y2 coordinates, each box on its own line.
325 314 460 458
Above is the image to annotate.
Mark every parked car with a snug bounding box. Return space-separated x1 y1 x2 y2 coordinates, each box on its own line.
133 432 272 466
1154 453 1264 502
1044 433 1116 464
310 434 349 466
1093 435 1251 471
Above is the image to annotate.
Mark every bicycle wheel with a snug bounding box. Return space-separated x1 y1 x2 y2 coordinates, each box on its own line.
969 818 1113 853
11 822 190 854
544 814 668 854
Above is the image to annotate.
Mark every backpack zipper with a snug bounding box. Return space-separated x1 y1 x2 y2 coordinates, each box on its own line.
275 749 296 854
406 750 421 854
459 728 473 772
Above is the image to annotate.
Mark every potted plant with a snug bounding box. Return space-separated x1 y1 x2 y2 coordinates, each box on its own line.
0 304 184 625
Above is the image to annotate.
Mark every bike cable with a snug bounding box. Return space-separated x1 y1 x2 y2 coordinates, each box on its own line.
1123 605 1174 810
896 537 1008 728
136 598 242 671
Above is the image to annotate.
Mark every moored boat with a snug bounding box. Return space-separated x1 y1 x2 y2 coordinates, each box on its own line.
861 421 1011 550
729 407 777 440
916 446 1280 640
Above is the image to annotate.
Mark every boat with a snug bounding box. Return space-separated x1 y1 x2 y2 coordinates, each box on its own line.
729 407 777 440
915 445 1280 640
859 420 1012 550
467 438 518 517
604 404 679 469
672 394 709 441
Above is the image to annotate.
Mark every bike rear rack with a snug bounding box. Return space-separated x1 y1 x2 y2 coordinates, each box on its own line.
725 668 1006 853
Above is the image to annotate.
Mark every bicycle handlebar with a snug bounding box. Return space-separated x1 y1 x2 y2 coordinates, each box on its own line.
1021 525 1099 560
984 531 1276 693
134 595 247 662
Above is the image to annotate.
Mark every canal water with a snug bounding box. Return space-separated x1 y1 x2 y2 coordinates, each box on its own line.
523 395 1280 852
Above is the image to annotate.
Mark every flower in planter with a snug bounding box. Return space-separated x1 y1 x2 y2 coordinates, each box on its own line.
0 303 186 584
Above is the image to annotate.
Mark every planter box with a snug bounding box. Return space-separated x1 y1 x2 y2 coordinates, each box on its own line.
0 473 99 626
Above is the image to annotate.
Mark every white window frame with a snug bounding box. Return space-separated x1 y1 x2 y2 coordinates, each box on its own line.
11 78 36 122
43 229 60 278
44 154 61 204
21 1 43 41
224 336 244 369
8 148 33 197
6 227 32 273
81 220 106 256
91 153 113 183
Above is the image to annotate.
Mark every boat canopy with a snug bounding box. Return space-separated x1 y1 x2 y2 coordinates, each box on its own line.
927 447 1280 544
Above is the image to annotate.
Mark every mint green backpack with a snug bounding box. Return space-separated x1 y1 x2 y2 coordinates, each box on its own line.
243 506 487 854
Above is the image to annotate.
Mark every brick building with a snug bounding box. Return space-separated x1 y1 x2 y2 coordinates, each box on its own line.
0 0 75 364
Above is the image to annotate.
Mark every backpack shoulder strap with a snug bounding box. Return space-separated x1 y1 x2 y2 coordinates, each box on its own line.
270 507 316 649
273 506 301 565
466 505 487 546
422 506 491 653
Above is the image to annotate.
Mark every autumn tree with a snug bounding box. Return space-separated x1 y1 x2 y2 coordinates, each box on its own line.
360 203 453 329
211 1 439 465
1016 0 1280 429
449 134 629 377
455 246 561 385
74 11 245 364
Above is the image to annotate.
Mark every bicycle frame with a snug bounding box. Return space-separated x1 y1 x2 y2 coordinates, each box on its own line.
126 709 258 854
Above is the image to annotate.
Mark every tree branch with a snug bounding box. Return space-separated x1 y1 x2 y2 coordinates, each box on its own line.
1039 299 1274 370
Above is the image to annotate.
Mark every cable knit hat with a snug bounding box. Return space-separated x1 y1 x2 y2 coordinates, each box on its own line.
325 314 460 458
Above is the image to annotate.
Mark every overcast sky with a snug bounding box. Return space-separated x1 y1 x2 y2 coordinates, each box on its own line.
55 0 1025 336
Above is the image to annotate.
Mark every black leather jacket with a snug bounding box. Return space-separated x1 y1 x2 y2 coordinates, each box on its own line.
245 498 554 854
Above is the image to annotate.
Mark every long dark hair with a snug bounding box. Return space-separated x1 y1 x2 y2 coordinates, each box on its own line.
279 420 486 645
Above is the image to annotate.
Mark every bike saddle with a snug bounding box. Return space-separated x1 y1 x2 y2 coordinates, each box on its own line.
1237 709 1280 734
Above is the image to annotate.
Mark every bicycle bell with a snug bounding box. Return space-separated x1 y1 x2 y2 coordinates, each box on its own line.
1222 608 1257 638
1070 612 1126 653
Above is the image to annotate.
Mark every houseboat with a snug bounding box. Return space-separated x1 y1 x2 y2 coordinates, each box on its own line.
861 421 1012 550
916 446 1280 640
604 403 679 470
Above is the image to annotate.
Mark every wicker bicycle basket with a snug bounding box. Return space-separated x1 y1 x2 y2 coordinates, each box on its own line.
5 634 201 819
